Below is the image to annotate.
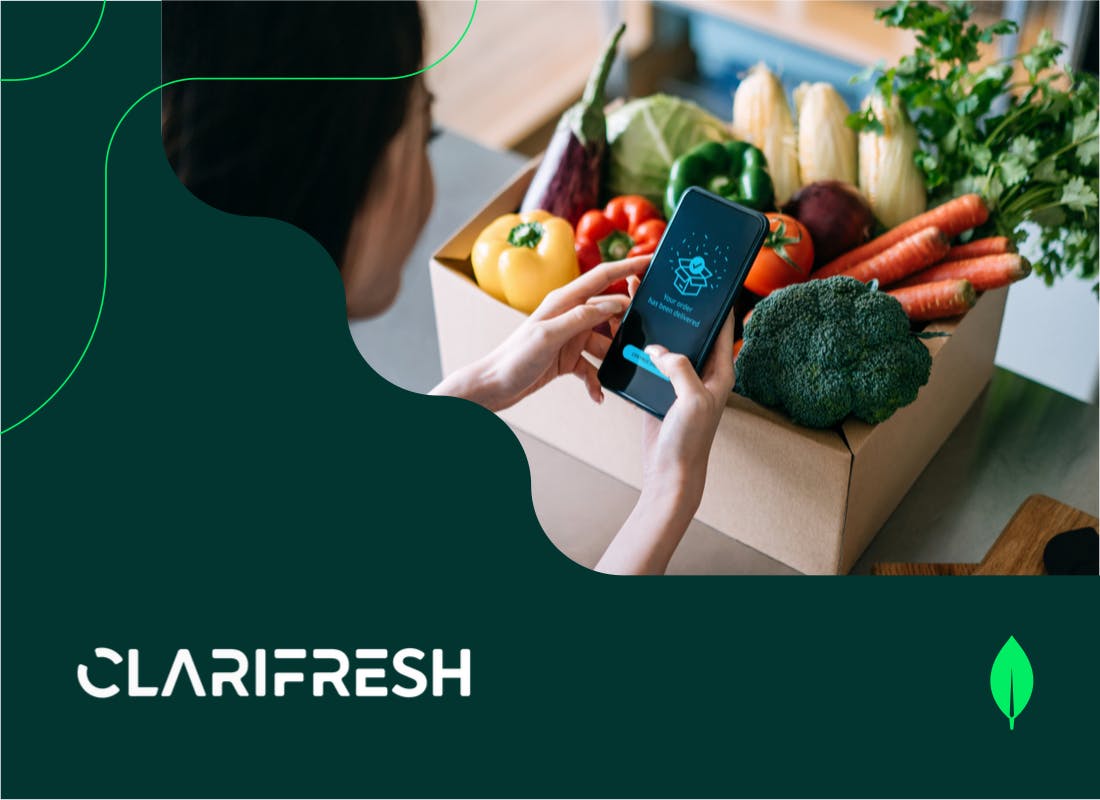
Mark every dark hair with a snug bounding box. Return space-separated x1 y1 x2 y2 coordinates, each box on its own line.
162 1 424 264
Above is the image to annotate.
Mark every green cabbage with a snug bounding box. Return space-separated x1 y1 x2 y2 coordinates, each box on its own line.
606 94 731 206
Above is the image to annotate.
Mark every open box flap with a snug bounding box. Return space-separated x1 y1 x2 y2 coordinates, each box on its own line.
836 287 1009 571
841 287 1009 457
434 160 540 267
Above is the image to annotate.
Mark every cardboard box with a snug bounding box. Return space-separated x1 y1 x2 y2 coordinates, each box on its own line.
430 162 1009 574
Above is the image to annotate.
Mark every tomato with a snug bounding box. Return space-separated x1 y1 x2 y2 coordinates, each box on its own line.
744 213 814 297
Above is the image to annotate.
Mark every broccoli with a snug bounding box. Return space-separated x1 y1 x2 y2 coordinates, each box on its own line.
735 276 932 428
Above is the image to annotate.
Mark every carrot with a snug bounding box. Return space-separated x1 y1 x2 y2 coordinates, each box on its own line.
839 227 949 286
893 253 1031 291
941 236 1015 263
733 338 745 361
814 194 989 278
888 279 977 321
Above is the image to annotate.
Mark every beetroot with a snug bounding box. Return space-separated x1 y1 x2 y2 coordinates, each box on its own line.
782 181 874 268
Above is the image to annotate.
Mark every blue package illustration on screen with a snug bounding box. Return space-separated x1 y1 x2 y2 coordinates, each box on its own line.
673 256 713 297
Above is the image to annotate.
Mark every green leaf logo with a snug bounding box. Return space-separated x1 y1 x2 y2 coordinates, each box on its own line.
990 636 1034 730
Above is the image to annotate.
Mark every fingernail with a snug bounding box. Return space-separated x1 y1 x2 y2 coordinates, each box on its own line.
595 300 622 314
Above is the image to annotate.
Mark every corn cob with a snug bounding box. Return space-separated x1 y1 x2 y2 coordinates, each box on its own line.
733 63 801 205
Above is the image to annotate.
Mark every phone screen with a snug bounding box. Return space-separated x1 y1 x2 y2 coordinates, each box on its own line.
598 187 768 417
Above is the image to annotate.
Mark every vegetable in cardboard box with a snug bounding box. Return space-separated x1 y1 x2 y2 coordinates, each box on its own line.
793 82 858 186
664 139 774 217
520 24 626 226
606 94 731 207
471 211 579 314
733 63 801 206
735 276 932 428
858 91 927 229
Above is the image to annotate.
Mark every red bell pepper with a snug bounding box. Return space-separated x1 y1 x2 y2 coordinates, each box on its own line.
574 195 666 292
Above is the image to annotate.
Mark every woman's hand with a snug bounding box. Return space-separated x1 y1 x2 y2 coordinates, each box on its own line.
432 255 649 412
640 313 736 512
596 309 735 576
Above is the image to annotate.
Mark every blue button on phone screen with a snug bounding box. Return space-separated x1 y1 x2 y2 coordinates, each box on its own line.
622 344 670 382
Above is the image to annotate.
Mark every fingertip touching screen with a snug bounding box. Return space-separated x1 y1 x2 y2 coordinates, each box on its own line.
598 188 767 417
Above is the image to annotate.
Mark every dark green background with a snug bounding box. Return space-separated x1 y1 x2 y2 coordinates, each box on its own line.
2 3 1097 797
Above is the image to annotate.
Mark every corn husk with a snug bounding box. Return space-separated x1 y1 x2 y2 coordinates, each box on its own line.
858 92 926 228
733 63 800 205
794 82 857 185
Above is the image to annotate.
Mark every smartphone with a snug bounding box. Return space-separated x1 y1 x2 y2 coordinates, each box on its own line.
598 187 768 418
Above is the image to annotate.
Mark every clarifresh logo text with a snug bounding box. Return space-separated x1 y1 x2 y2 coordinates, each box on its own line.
77 647 471 699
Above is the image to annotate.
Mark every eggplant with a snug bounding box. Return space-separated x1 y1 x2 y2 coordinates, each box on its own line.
519 23 625 226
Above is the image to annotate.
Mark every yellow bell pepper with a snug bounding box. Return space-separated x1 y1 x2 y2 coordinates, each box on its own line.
471 210 579 314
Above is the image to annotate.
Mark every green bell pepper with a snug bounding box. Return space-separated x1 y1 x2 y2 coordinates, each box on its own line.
664 140 775 218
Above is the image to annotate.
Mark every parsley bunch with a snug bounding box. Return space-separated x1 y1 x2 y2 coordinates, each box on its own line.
850 1 1099 288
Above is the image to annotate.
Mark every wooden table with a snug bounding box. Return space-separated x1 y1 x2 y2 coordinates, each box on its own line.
873 495 1099 575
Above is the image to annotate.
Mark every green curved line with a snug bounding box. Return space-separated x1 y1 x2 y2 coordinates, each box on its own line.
0 0 107 82
1 0 477 436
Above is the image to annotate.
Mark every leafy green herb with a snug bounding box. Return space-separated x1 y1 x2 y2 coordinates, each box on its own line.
849 1 1099 289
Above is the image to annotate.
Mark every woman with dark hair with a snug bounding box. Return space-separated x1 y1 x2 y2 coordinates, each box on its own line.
163 0 432 317
162 1 734 575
